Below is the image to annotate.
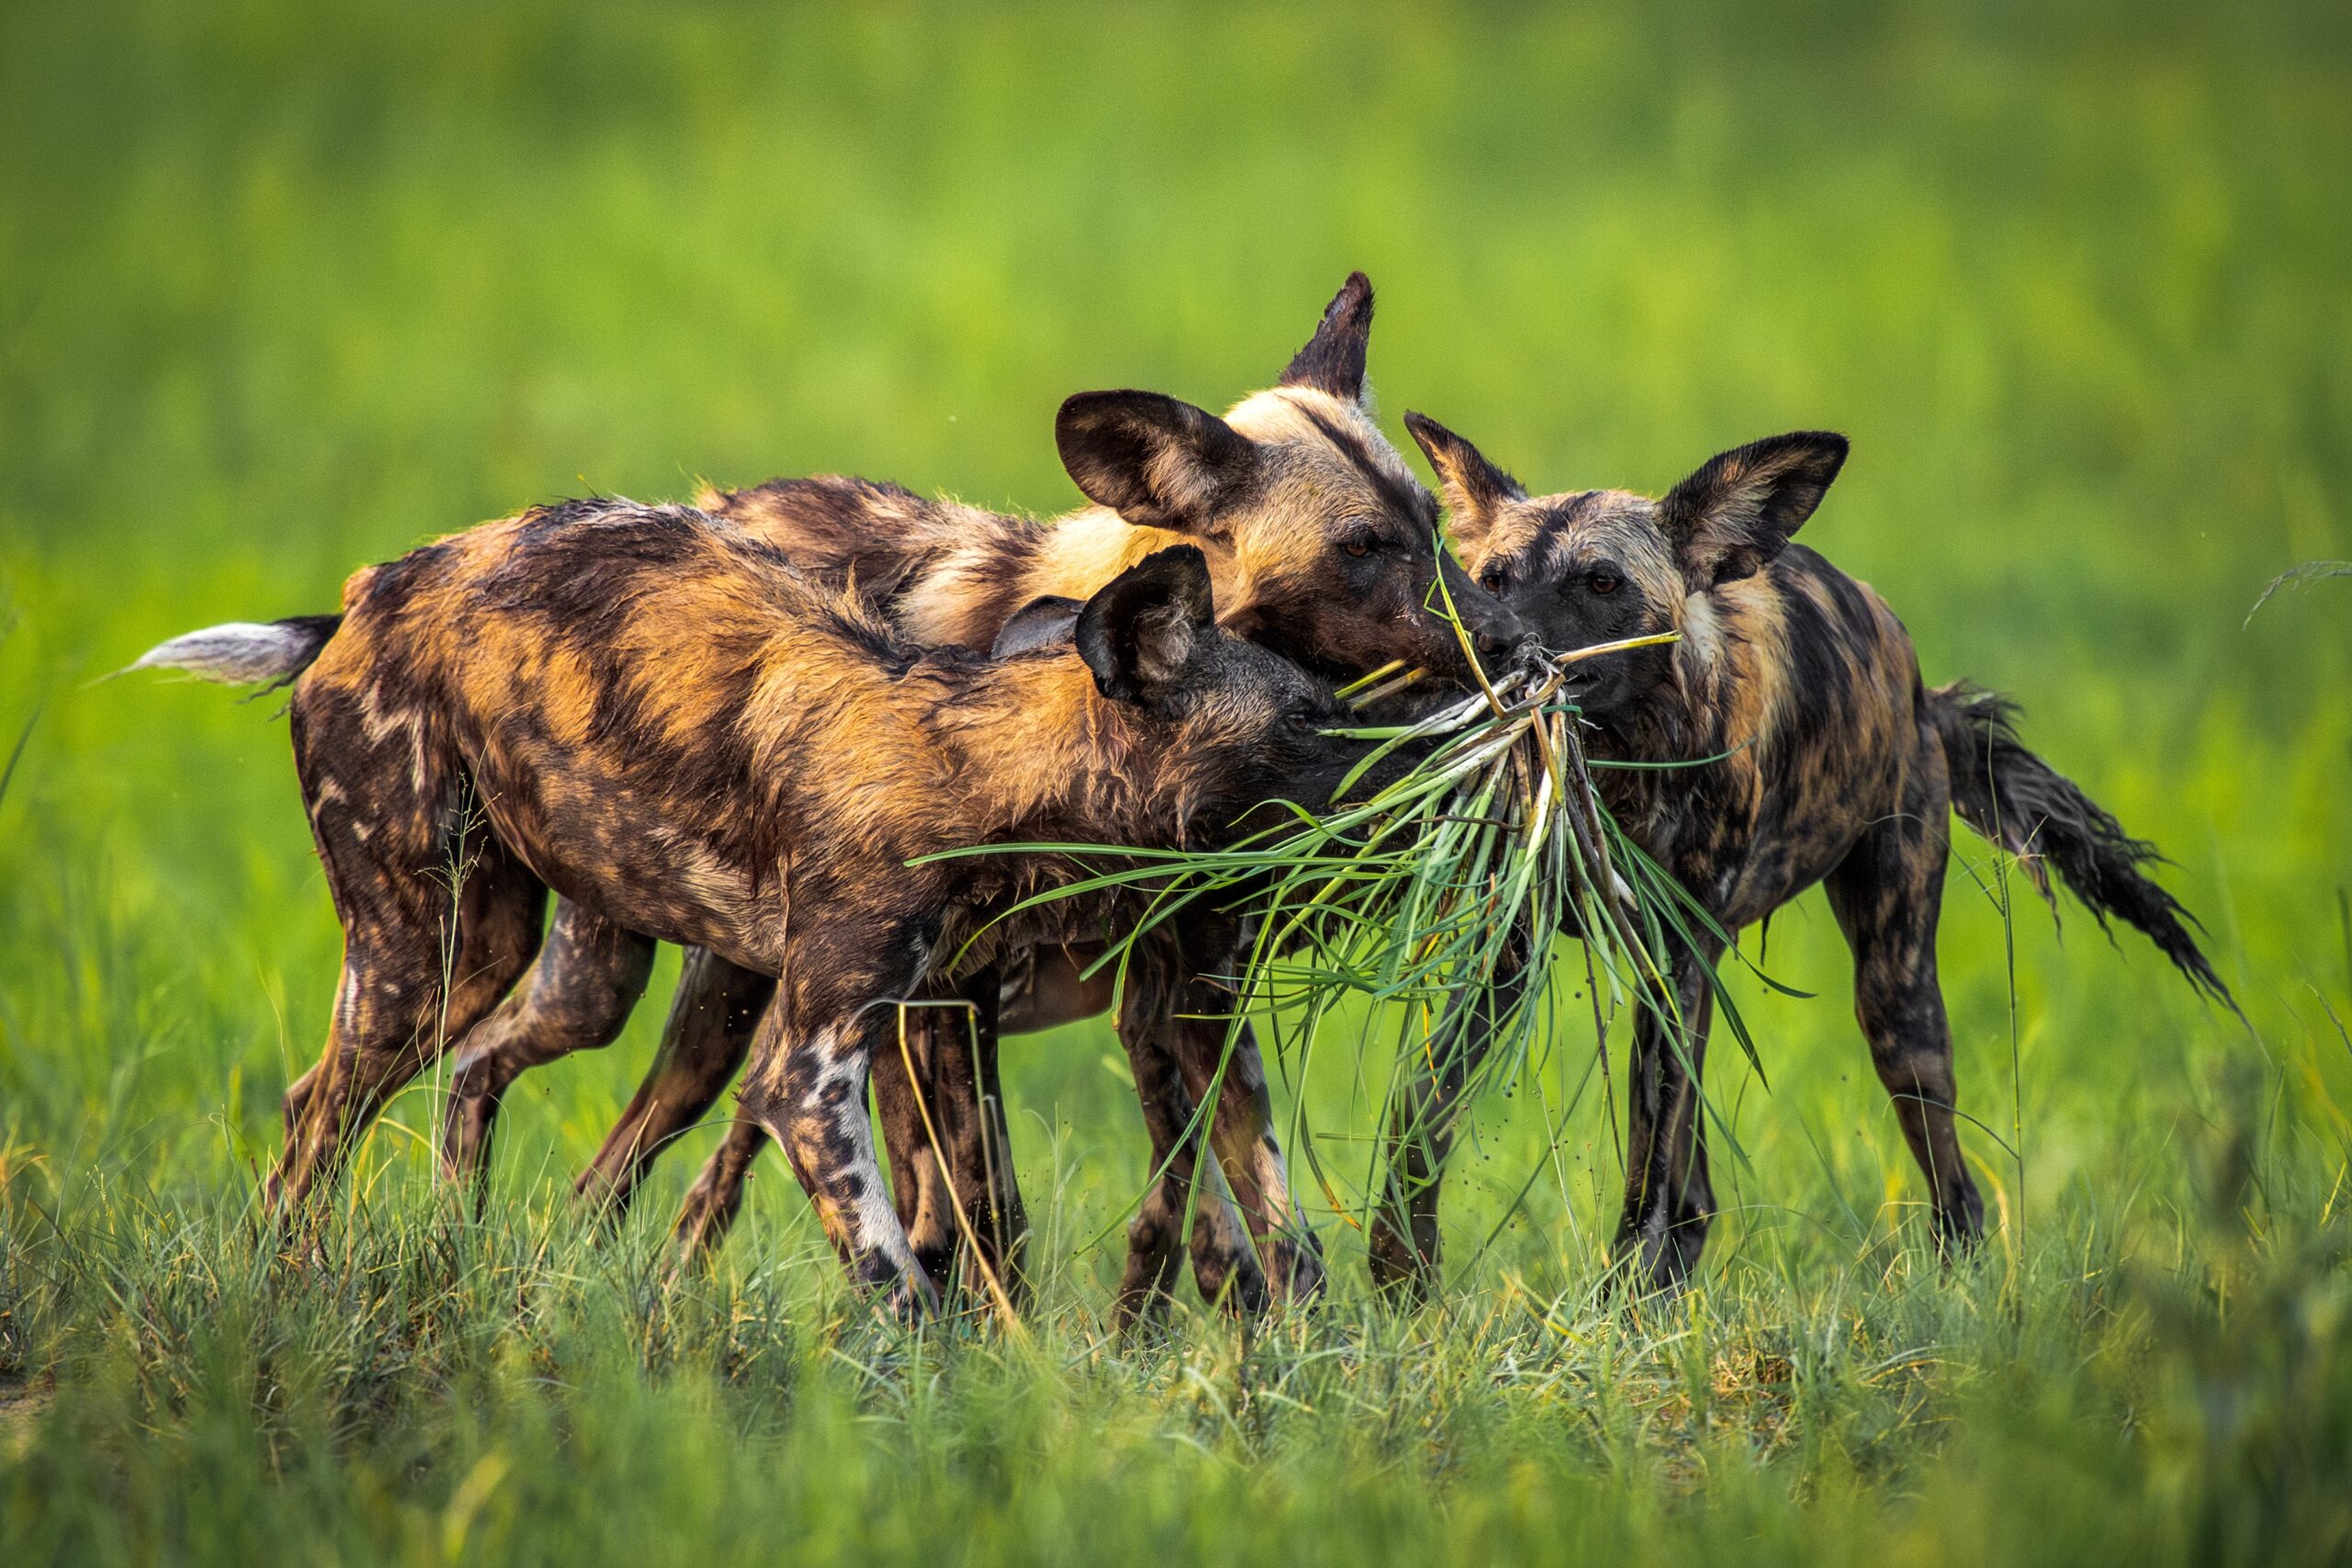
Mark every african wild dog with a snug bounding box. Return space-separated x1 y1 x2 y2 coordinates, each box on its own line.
205 503 1387 1315
1369 415 2235 1293
405 274 1524 1316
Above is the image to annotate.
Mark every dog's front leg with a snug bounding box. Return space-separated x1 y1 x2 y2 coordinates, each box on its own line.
739 1003 937 1321
1612 936 1724 1292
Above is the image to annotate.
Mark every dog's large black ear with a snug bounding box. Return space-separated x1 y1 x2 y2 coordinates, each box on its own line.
990 595 1083 660
1074 546 1216 704
1661 432 1849 591
1279 272 1374 403
1057 391 1259 534
1403 412 1525 558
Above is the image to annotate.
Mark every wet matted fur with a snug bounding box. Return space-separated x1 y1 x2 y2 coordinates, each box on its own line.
1372 414 2235 1293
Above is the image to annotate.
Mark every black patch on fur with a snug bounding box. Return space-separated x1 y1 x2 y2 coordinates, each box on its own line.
1772 557 1863 740
475 500 930 882
359 541 457 616
720 475 946 605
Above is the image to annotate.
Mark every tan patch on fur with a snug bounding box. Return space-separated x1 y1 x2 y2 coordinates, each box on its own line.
1711 574 1792 753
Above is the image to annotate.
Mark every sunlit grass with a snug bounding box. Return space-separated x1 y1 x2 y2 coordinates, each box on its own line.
2 0 2348 1562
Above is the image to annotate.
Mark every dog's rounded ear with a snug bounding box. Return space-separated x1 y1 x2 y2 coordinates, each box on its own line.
989 596 1083 660
1278 272 1374 404
1074 545 1216 704
1661 432 1849 592
1057 391 1259 535
1404 412 1525 558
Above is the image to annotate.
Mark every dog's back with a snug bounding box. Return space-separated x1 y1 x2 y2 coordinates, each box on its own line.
699 476 1042 643
292 500 971 966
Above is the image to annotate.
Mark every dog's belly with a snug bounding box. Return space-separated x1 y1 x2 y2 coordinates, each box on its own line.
461 746 783 973
1716 822 1863 930
1712 736 1908 929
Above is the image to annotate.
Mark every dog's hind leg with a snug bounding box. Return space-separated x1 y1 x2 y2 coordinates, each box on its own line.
440 900 655 1194
582 945 775 1220
287 844 548 1180
1824 733 1985 1255
270 711 544 1212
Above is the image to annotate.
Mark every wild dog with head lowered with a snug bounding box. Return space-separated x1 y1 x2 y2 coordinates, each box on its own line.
1369 415 2234 1294
190 503 1389 1317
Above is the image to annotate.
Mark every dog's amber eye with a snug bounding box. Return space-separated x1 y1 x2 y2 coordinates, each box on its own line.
1341 535 1374 558
1480 569 1506 594
1589 572 1622 596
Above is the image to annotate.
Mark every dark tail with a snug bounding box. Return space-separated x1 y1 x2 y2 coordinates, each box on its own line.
131 614 343 690
1928 680 2238 1014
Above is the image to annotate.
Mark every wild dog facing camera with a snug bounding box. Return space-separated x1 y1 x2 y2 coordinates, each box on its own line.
1407 412 1847 725
1387 413 2228 1298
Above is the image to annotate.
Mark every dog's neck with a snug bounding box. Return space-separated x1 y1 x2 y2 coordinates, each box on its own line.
919 654 1205 856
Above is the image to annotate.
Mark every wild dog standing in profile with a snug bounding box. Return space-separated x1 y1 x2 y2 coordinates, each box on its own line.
208 506 1387 1315
1369 416 2235 1293
415 275 1520 1315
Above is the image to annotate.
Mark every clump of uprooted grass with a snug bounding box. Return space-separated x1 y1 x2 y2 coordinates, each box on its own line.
927 629 1775 1233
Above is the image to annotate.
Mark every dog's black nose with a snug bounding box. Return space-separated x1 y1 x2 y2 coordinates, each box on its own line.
1473 623 1530 662
1495 632 1547 678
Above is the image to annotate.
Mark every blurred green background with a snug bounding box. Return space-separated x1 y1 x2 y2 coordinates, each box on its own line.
3 2 2350 1562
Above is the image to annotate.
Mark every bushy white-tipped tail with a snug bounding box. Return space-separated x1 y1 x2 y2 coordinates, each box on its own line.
131 614 342 688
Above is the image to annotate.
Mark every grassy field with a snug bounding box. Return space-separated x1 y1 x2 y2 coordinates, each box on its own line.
5 1 2351 1562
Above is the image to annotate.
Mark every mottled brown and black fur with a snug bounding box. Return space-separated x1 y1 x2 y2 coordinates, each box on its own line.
251 504 1378 1316
140 274 1520 1318
424 274 1522 1318
1373 414 2234 1293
